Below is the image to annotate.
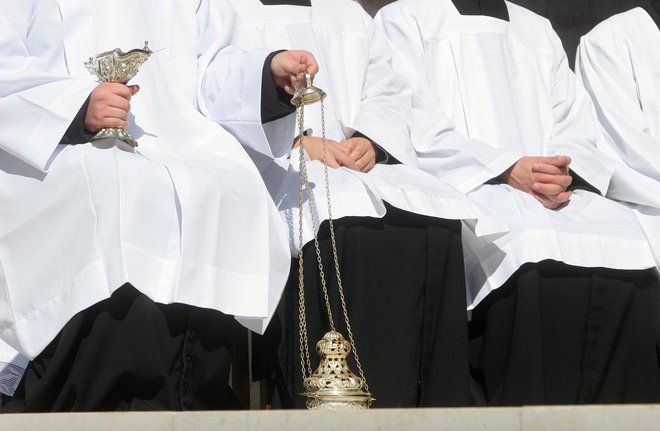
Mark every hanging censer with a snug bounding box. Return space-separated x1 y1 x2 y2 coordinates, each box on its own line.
291 72 374 410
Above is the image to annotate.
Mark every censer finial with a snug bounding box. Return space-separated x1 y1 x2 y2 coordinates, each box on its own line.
302 331 373 410
291 72 326 107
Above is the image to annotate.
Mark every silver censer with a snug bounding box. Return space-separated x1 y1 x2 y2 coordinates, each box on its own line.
292 73 374 410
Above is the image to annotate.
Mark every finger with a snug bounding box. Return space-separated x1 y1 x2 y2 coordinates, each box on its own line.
555 190 573 203
530 192 560 210
290 50 319 76
349 145 368 162
531 173 573 188
324 153 341 169
127 85 140 96
323 140 345 156
103 107 129 121
307 146 340 168
279 56 300 75
107 97 130 111
109 84 133 99
532 162 564 175
290 73 301 88
303 56 319 76
101 117 128 129
335 140 352 155
546 190 573 208
532 182 564 196
532 190 572 207
355 152 376 173
545 155 572 168
333 149 360 171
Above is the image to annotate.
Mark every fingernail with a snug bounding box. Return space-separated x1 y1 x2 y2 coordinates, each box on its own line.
532 183 540 191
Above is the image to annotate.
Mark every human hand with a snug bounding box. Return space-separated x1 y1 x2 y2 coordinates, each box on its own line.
271 50 320 95
501 155 573 210
84 83 140 132
294 136 359 171
340 137 377 173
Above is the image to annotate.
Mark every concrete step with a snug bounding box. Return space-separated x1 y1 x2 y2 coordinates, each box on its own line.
2 405 660 430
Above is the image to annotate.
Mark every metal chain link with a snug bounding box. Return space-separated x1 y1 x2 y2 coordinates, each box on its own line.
297 107 336 331
318 102 369 392
296 96 370 392
297 105 312 378
297 104 336 378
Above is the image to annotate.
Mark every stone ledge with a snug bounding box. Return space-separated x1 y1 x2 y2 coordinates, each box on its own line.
1 405 659 430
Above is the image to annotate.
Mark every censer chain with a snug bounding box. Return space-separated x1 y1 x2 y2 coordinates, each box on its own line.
296 101 369 392
297 104 335 377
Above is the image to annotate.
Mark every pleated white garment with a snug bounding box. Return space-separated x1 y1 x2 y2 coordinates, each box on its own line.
377 0 656 308
199 0 508 256
577 7 660 267
0 0 291 359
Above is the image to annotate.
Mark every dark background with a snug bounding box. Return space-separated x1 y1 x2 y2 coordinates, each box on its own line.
358 0 648 67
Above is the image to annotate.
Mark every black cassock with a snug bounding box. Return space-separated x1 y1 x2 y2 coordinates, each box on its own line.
254 205 469 408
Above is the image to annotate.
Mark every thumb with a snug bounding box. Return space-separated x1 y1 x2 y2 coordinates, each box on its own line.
128 84 140 96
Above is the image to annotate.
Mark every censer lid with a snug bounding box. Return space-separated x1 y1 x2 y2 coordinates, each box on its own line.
291 72 326 107
302 331 374 410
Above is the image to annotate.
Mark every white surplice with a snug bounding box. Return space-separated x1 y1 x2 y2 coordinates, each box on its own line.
576 7 660 265
198 0 507 256
0 0 292 360
377 0 656 308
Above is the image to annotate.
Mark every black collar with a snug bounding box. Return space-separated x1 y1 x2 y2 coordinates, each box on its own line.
260 0 311 5
451 0 509 21
644 0 660 29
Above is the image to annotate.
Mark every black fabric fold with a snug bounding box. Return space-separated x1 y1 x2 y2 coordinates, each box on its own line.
645 1 660 30
351 131 400 165
567 171 600 194
451 0 510 21
59 95 96 146
254 204 470 408
469 260 660 405
3 285 242 412
260 0 311 5
261 50 297 124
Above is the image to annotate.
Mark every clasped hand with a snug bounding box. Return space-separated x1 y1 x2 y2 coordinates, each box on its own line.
501 155 573 210
294 136 377 173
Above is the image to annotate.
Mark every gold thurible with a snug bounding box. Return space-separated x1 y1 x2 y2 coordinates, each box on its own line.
292 72 373 410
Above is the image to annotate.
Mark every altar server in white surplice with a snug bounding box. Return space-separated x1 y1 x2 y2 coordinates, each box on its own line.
0 0 321 411
377 0 660 405
576 3 660 268
200 0 508 408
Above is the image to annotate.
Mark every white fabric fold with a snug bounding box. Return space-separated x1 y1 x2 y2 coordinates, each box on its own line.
378 0 655 308
0 0 290 358
576 7 660 266
200 0 507 256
